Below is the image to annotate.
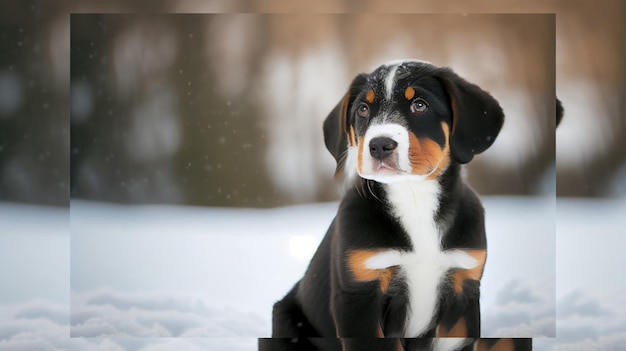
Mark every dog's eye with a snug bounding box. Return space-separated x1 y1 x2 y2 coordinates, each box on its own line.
357 103 370 118
410 98 428 115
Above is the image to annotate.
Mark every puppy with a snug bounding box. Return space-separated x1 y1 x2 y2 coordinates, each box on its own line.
262 60 531 351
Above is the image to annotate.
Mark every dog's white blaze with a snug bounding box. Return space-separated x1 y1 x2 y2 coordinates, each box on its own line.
385 64 400 100
385 181 478 338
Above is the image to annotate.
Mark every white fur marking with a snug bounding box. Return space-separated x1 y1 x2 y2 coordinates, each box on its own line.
365 250 403 270
359 123 428 184
446 250 480 270
362 124 409 175
344 145 358 184
384 181 476 337
385 64 400 100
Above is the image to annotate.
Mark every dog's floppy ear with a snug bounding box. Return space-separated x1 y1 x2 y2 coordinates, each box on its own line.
323 92 351 163
323 74 368 167
436 68 505 164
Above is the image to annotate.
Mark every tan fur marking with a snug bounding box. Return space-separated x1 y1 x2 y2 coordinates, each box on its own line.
347 250 398 294
376 323 384 338
338 92 351 140
347 250 381 281
404 86 415 100
435 324 442 337
379 266 398 294
396 338 404 351
408 132 444 175
435 317 468 337
474 339 516 351
474 340 489 351
366 89 375 103
426 122 451 180
453 249 487 294
357 137 364 174
349 125 357 147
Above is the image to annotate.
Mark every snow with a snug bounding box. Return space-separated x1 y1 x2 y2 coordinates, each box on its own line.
1 196 625 350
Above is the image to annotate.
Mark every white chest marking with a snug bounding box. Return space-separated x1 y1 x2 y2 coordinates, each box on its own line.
385 181 478 338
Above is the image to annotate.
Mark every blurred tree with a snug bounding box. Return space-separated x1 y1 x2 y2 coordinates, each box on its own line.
70 14 283 207
169 14 280 207
2 0 625 207
0 0 69 206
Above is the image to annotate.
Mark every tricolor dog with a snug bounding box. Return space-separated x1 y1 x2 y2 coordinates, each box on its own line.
261 60 532 351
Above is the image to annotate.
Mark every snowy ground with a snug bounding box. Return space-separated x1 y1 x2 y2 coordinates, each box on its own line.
1 197 625 350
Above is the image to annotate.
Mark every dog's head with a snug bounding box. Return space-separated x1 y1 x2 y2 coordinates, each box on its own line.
324 60 504 184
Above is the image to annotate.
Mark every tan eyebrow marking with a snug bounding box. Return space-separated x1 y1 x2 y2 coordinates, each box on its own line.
405 86 415 100
366 89 375 103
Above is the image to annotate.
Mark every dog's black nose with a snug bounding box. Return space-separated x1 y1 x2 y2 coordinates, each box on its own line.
369 137 397 160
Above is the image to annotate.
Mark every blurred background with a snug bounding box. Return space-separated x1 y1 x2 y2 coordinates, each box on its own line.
0 0 624 209
0 1 623 208
67 13 555 207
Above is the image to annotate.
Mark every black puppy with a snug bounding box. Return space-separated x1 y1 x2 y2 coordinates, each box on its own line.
262 60 532 351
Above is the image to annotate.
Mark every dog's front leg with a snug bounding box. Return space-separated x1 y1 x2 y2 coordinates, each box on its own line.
331 287 402 351
330 247 402 351
330 283 382 338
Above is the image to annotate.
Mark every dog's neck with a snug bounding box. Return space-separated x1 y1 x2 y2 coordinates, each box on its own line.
384 179 442 239
384 180 440 208
365 162 461 205
352 163 463 233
